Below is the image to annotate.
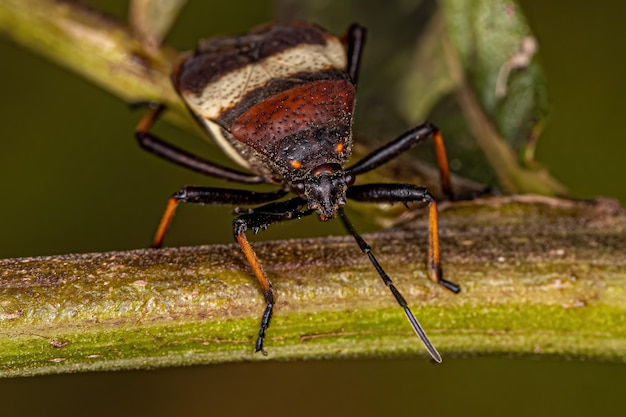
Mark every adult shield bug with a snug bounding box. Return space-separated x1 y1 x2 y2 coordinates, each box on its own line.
135 22 460 362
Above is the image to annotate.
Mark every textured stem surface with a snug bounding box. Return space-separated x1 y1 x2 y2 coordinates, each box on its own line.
1 196 625 377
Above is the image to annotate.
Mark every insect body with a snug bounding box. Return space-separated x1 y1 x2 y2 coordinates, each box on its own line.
135 22 460 362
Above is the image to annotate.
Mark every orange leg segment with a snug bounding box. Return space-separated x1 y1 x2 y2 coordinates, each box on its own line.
152 196 179 248
432 130 453 199
427 199 441 284
427 199 460 294
135 102 165 133
235 233 275 306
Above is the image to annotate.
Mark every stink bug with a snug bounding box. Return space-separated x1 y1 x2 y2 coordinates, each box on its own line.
134 22 460 362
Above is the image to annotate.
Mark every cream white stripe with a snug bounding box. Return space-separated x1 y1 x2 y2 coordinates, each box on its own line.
182 38 347 121
203 119 251 168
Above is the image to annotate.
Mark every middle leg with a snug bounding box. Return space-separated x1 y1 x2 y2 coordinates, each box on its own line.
232 197 314 354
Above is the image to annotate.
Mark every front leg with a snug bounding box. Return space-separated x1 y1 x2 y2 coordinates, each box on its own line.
232 197 313 354
152 186 288 248
347 183 460 293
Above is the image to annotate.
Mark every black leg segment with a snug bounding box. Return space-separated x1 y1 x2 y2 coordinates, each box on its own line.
233 197 312 233
172 186 287 206
135 103 266 184
337 208 442 362
344 23 367 85
346 123 453 199
152 186 287 248
347 183 431 203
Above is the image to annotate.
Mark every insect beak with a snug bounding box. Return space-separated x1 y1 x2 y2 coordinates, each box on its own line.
305 164 347 221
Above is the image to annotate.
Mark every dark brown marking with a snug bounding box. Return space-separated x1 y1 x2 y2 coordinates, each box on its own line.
174 22 333 96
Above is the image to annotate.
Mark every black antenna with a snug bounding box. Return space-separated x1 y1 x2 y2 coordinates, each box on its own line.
337 208 442 363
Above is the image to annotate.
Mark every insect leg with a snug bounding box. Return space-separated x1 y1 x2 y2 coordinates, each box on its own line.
346 184 460 293
346 123 452 199
134 103 266 184
152 186 287 248
342 24 367 85
232 197 313 354
337 208 442 363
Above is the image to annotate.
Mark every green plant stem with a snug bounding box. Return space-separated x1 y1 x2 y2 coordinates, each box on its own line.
0 0 189 122
1 196 625 377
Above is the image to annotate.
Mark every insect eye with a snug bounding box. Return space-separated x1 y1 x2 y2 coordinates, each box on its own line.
293 181 305 193
345 172 355 187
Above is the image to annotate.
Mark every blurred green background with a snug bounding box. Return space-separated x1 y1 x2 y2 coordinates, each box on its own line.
0 1 624 416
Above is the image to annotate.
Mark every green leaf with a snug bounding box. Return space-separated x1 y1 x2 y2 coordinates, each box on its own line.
441 0 549 160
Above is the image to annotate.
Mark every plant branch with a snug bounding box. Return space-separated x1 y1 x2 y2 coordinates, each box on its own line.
0 0 190 122
1 196 625 377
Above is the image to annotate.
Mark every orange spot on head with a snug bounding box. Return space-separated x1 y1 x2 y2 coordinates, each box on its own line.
290 160 302 169
336 142 344 153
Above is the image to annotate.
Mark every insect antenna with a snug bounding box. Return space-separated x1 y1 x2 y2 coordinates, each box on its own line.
337 208 442 363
